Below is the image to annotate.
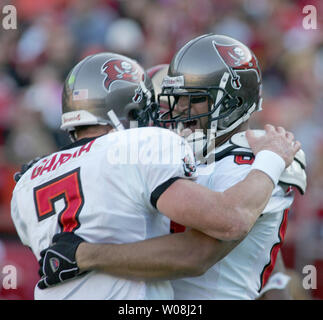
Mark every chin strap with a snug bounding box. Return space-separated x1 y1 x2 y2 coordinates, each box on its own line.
69 131 77 143
107 110 125 131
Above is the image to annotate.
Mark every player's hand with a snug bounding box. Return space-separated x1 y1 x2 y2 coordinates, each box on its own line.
37 232 85 289
246 124 301 168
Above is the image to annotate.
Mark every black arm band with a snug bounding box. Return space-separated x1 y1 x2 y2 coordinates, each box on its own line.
150 177 181 209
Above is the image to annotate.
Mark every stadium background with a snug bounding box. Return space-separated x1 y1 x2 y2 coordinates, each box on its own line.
0 0 322 300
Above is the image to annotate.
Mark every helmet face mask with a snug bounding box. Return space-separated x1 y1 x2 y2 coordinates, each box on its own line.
158 85 241 132
156 34 262 138
146 64 170 127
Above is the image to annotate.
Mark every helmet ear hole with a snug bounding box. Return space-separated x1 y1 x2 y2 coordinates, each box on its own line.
128 108 149 127
128 109 139 121
237 97 243 107
225 96 242 108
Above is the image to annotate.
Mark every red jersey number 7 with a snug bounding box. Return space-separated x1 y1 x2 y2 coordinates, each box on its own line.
33 168 84 232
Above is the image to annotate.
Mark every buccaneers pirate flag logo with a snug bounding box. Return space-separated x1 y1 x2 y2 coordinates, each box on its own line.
101 59 144 92
212 40 261 90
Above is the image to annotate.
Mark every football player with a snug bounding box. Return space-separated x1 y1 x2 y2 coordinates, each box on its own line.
150 63 296 299
156 35 307 299
12 50 300 299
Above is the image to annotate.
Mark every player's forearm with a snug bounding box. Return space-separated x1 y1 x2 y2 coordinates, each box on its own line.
221 169 274 239
76 230 239 280
156 173 273 242
76 240 196 280
191 169 274 241
221 149 288 239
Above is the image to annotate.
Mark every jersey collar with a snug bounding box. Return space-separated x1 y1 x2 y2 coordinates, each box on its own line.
60 136 97 151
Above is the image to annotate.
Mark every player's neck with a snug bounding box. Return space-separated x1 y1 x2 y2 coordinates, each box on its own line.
214 122 249 148
75 125 114 141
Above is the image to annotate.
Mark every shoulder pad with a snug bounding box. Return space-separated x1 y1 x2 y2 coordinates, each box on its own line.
231 130 307 194
279 152 307 194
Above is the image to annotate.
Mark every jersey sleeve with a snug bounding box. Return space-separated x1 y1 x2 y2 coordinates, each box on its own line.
261 185 294 214
10 189 29 247
139 129 197 208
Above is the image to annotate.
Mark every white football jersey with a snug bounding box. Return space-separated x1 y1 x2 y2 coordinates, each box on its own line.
11 127 196 300
172 142 294 300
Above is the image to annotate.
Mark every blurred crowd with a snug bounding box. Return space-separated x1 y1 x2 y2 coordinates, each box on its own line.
0 0 322 299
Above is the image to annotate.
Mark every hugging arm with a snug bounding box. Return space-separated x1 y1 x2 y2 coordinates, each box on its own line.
38 229 240 288
76 229 241 280
157 125 300 241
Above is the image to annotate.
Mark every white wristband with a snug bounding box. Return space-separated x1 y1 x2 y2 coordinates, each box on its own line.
251 150 286 186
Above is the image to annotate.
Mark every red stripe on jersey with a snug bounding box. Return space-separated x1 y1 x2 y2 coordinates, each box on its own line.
170 221 186 233
259 208 289 291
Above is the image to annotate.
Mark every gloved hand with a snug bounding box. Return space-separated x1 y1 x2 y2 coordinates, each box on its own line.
14 156 43 182
37 232 85 289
